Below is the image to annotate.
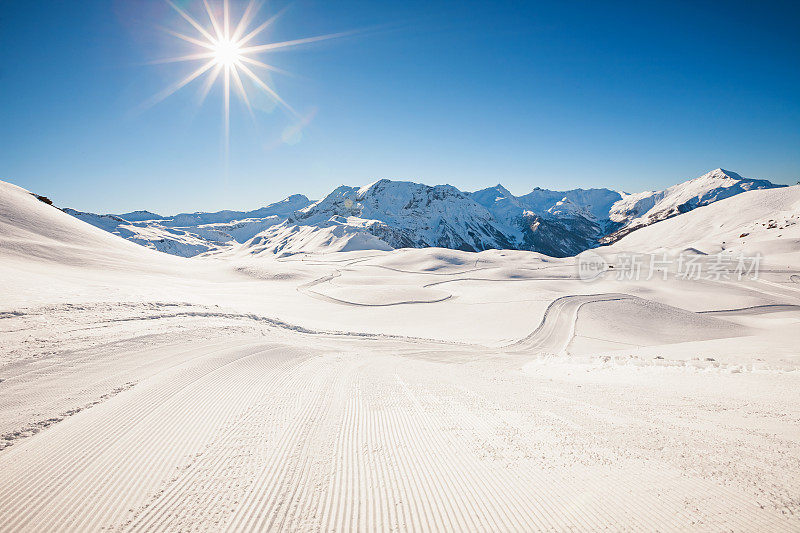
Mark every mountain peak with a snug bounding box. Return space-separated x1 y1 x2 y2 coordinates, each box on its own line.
695 168 746 182
490 184 513 197
357 179 386 197
470 183 514 202
117 210 164 222
281 194 310 203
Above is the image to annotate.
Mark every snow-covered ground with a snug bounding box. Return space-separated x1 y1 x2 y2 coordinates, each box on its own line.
1 179 799 531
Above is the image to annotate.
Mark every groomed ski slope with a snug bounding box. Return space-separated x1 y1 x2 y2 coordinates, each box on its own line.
1 180 800 531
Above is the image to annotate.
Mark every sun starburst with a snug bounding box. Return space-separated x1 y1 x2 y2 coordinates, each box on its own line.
147 0 347 156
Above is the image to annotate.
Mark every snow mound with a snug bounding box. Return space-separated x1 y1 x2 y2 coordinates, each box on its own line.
0 181 177 268
569 297 748 355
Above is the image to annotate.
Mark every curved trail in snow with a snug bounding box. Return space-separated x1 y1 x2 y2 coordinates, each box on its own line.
698 303 800 315
423 275 571 287
297 269 455 307
503 293 634 355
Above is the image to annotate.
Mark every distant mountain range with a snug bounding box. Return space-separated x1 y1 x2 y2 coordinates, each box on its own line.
63 169 782 258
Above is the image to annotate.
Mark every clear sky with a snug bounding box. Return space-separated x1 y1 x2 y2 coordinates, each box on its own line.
2 0 799 214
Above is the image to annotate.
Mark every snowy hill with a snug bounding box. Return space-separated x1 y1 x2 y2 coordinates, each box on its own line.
466 168 782 255
0 181 182 272
54 168 782 258
611 185 800 262
3 176 800 532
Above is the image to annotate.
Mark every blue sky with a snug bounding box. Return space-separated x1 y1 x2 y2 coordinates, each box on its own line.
2 0 799 214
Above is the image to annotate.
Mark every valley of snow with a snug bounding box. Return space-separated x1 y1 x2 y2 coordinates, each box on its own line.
1 177 800 531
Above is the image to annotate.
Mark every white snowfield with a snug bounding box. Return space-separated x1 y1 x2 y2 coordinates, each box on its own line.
1 179 800 531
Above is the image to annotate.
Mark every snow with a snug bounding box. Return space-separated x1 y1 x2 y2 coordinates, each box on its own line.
2 177 800 530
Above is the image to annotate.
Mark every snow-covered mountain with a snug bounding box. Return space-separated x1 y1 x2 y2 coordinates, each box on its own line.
610 184 800 261
223 219 395 258
601 168 779 243
60 169 783 258
469 184 622 256
65 194 313 257
293 180 516 251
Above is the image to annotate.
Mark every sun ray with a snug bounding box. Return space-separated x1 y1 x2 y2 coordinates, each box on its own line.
239 30 354 54
166 0 217 43
159 27 216 50
230 0 263 43
203 0 224 41
224 0 230 40
147 51 217 65
237 62 298 118
229 63 255 121
143 59 217 109
197 63 224 106
238 55 294 77
224 63 231 157
237 7 287 47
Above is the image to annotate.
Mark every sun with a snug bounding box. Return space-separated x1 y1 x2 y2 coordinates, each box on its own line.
146 0 348 155
212 38 242 67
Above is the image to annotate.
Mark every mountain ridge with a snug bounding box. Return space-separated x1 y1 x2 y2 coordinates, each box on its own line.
53 168 784 258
